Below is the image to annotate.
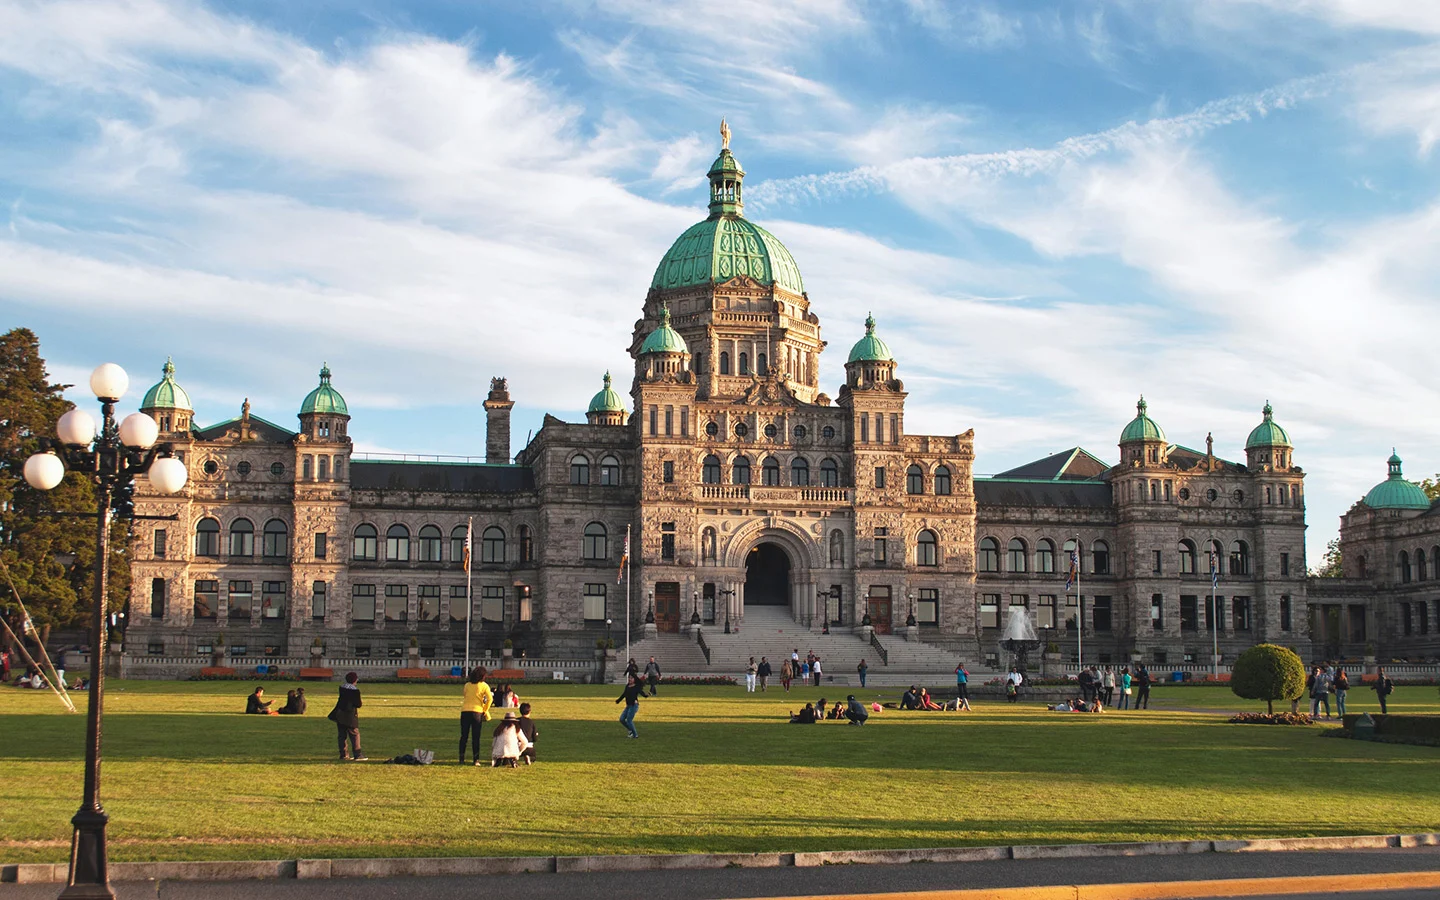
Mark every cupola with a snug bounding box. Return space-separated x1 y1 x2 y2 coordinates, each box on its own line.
638 306 691 380
1361 451 1432 511
844 314 896 389
139 358 194 433
298 363 350 442
1119 397 1167 466
1245 402 1293 470
586 372 628 426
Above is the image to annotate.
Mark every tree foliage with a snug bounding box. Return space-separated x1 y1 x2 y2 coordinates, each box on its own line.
1311 537 1342 578
1420 475 1440 502
1230 643 1306 715
0 328 129 632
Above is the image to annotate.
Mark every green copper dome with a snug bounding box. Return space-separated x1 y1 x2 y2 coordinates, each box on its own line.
639 306 689 355
1362 451 1432 510
300 363 348 416
650 138 805 296
140 358 193 411
1246 402 1292 449
847 314 894 363
1120 397 1165 443
587 372 627 414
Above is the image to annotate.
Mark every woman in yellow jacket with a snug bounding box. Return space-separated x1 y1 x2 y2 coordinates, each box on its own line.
460 666 493 765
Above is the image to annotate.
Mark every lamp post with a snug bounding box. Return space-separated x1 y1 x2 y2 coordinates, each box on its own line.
721 589 734 633
690 591 700 626
23 363 188 900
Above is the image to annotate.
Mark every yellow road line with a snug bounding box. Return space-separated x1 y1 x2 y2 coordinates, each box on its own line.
736 869 1440 900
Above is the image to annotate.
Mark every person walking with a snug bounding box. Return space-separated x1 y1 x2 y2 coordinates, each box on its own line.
745 657 757 692
857 659 868 688
1333 667 1349 717
1117 667 1132 710
811 656 823 687
328 671 365 761
625 657 640 682
1135 665 1152 710
459 665 493 765
1102 666 1116 706
955 663 972 710
644 656 662 696
1373 666 1393 714
757 657 772 691
780 659 793 692
616 674 643 738
1309 666 1332 718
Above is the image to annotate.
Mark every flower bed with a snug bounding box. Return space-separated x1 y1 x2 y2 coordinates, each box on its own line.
1228 712 1313 725
657 675 737 686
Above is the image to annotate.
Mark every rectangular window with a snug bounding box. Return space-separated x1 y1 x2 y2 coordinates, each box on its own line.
194 580 218 620
1092 595 1112 632
663 461 674 483
311 581 327 620
649 406 657 436
385 585 408 622
1037 595 1057 629
315 532 327 559
1153 550 1162 575
874 466 885 489
150 577 165 618
1279 595 1292 631
664 406 673 436
147 642 165 656
482 585 504 622
583 583 607 622
1280 552 1290 577
661 522 676 560
227 580 253 621
1164 481 1172 501
352 584 377 621
860 416 868 443
874 537 887 564
1232 596 1251 631
874 414 883 443
703 582 716 624
418 585 439 621
1206 595 1225 631
450 585 469 622
153 528 167 559
517 585 532 622
828 585 843 624
917 588 938 625
1402 603 1413 636
1180 595 1198 631
890 414 899 444
680 408 688 437
261 581 286 620
1151 593 1163 631
980 594 1001 629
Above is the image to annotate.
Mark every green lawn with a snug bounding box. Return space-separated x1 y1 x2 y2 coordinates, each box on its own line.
0 679 1436 863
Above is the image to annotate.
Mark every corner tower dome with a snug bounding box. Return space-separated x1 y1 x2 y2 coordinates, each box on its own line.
140 358 193 412
639 306 688 355
650 121 805 296
1246 402 1292 449
588 371 627 414
1120 397 1165 444
1362 451 1432 511
300 363 348 416
847 313 894 363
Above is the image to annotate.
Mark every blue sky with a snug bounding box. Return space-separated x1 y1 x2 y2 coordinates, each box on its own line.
3 0 1439 567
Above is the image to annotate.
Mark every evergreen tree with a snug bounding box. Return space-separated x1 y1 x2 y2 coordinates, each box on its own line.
1311 537 1343 578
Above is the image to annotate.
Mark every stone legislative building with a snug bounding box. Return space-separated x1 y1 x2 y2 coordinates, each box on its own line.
126 130 1319 669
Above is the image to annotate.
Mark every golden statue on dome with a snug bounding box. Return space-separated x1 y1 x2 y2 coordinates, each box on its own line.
720 117 731 151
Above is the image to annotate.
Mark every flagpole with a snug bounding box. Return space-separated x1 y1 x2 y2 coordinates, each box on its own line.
464 516 473 673
1076 534 1083 670
1210 546 1219 679
625 524 632 669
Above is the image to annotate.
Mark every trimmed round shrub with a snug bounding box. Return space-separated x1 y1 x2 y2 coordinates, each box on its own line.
1231 643 1305 714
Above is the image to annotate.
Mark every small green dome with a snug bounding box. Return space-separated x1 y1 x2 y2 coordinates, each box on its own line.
1246 402 1292 449
1362 451 1432 510
587 372 627 414
1120 397 1165 443
639 307 689 355
140 358 193 411
300 363 348 416
847 313 894 363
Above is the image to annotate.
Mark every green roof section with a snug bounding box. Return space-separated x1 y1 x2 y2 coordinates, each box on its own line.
300 363 349 416
1119 396 1165 443
639 306 689 355
140 357 193 412
1246 401 1292 449
587 371 627 414
847 313 895 363
1362 450 1432 510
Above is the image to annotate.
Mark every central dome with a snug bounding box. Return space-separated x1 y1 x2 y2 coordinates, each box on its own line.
650 138 805 296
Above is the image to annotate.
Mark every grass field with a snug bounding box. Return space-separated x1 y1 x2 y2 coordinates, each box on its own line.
1 678 1437 864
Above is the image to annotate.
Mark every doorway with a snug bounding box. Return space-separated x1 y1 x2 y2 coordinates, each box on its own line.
655 582 680 633
744 543 791 606
867 586 893 634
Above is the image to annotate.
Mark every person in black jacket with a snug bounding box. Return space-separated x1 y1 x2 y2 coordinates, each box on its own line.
845 695 869 726
644 657 662 696
616 674 643 738
245 686 273 714
279 688 307 715
328 672 366 760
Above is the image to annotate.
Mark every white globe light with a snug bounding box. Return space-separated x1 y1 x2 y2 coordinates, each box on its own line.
119 412 160 449
23 453 65 491
89 363 129 401
147 456 189 495
57 408 97 446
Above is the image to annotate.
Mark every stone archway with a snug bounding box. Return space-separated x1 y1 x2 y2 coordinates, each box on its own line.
744 542 792 606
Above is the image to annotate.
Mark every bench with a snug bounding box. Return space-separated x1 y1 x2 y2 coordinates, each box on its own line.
396 668 431 679
200 666 236 677
298 667 334 680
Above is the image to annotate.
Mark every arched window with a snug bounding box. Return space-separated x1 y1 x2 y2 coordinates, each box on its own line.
829 530 845 566
791 457 810 486
761 456 781 486
600 455 620 486
1179 539 1197 574
386 524 410 562
917 530 939 567
519 525 533 563
1417 549 1428 582
1265 486 1273 504
196 518 220 557
1064 539 1079 572
1357 554 1367 579
1036 539 1056 574
228 518 254 557
732 455 751 485
1399 549 1411 584
418 525 443 562
450 525 467 563
758 353 768 376
318 455 329 480
1207 540 1224 577
481 526 505 564
1229 540 1249 576
583 522 607 560
1007 538 1027 572
978 537 1000 573
820 458 839 487
302 456 312 480
352 524 378 561
739 352 750 375
570 455 590 485
934 465 952 495
1092 540 1111 575
702 454 722 484
262 519 288 559
719 352 730 375
906 464 924 494
701 527 717 562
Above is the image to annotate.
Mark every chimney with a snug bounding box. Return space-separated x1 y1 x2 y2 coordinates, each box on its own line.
483 377 514 464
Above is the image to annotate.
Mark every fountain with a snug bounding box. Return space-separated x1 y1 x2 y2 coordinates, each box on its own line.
1000 606 1042 675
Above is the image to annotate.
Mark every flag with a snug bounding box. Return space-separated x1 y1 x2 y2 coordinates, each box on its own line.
1209 551 1219 589
1064 548 1079 593
617 525 630 584
462 520 472 573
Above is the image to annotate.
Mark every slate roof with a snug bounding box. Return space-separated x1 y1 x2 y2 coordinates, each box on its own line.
993 447 1111 481
350 461 535 494
974 479 1113 509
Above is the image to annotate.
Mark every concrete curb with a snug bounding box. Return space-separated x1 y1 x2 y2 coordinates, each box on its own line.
4 833 1438 884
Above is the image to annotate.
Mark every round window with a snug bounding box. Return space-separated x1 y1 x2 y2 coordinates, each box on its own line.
794 425 807 439
764 424 777 438
705 422 718 436
1206 489 1218 502
822 425 835 440
270 462 285 476
202 459 219 476
1178 488 1190 501
735 423 749 438
236 461 252 476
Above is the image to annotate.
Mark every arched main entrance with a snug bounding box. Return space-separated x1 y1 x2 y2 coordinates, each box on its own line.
744 543 791 606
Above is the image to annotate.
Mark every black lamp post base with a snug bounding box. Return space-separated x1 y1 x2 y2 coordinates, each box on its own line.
61 809 113 900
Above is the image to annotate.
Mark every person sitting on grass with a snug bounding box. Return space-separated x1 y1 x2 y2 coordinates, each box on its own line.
919 688 943 711
789 703 819 724
494 683 515 709
518 702 538 765
279 688 307 715
830 701 846 720
491 711 531 767
845 695 869 726
245 686 276 715
899 685 921 710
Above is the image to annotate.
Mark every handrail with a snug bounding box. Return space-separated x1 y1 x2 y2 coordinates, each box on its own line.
869 630 889 666
696 630 712 665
